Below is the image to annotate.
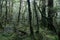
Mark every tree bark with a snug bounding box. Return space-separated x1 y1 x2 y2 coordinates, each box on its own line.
5 0 7 26
33 0 41 40
48 0 56 33
41 0 46 27
27 0 36 40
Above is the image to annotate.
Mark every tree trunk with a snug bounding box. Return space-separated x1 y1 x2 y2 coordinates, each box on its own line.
27 0 35 40
5 0 7 26
14 0 23 40
41 0 46 27
48 0 56 33
33 0 41 40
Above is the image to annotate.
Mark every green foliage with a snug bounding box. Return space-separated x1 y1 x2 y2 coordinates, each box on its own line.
0 0 60 40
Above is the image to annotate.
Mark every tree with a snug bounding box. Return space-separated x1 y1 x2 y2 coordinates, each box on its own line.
0 0 3 30
33 0 41 40
5 0 7 26
48 0 56 33
41 0 47 27
27 0 36 40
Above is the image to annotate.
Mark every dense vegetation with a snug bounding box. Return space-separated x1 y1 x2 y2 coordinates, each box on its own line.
0 0 60 40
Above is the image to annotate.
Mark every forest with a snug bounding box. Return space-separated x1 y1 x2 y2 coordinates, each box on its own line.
0 0 60 40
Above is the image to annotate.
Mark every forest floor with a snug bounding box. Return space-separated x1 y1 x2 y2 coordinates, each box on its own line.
0 27 58 40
